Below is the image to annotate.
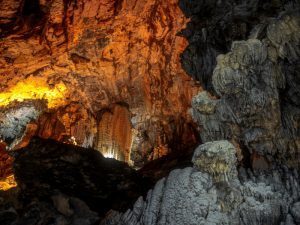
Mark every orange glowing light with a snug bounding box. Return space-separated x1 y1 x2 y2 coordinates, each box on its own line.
0 175 17 191
0 77 67 108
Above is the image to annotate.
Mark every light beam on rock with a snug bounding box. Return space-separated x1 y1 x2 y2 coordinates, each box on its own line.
0 77 67 108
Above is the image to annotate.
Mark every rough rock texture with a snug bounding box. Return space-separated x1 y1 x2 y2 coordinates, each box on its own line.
0 140 299 225
191 8 300 169
179 0 299 92
192 141 237 182
100 141 300 225
0 101 47 150
0 1 299 225
99 2 300 225
0 0 200 166
0 145 13 180
0 190 101 225
12 137 151 215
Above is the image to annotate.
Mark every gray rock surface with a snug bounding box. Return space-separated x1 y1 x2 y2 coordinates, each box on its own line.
0 101 46 149
100 141 300 225
179 0 300 92
192 140 237 182
191 11 300 169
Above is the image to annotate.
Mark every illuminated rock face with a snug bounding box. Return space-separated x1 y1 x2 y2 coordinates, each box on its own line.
0 0 200 165
96 104 133 162
0 77 67 108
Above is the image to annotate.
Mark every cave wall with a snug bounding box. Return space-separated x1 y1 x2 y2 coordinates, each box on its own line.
179 0 299 92
180 0 300 169
0 0 201 166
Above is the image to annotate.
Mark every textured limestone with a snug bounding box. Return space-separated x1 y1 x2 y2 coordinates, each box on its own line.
0 0 200 166
192 141 237 182
0 101 46 150
100 141 300 225
0 139 299 225
96 104 133 162
191 10 300 169
0 1 299 225
0 0 22 26
99 2 300 224
179 0 299 92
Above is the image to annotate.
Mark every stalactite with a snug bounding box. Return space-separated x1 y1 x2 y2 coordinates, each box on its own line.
96 104 133 162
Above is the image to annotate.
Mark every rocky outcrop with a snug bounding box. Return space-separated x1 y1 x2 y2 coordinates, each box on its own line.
191 9 300 169
0 0 200 166
100 141 300 225
0 140 299 225
13 137 151 215
179 0 299 92
0 101 47 150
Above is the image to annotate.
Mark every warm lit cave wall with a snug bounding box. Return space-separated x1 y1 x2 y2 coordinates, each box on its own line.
0 0 201 166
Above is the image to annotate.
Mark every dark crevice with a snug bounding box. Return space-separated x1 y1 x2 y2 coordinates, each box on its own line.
239 141 253 170
21 0 46 31
22 0 42 17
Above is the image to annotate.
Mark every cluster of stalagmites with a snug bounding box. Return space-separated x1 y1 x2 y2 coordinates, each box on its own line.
100 141 300 225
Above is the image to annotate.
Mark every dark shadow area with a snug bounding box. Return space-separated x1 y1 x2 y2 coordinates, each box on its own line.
0 0 46 38
13 137 152 216
138 145 195 183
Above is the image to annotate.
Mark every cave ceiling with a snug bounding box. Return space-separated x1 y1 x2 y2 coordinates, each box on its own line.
0 0 201 166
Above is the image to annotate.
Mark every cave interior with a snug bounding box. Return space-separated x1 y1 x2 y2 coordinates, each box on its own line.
0 0 300 225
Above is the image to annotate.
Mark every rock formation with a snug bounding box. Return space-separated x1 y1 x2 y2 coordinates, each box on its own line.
13 137 151 214
0 0 201 166
0 0 299 225
1 138 299 225
99 1 300 224
100 141 300 225
191 7 300 170
179 0 299 92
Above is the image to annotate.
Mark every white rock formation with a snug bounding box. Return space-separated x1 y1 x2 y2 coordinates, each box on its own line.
100 140 300 225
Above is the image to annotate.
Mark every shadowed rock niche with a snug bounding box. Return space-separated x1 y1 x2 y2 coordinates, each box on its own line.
0 0 201 169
